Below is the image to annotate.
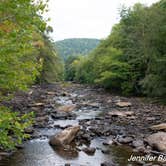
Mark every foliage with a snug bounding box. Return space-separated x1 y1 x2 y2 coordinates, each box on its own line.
93 47 130 91
64 55 80 81
0 0 47 92
66 0 166 99
0 0 63 150
38 36 64 83
0 106 34 150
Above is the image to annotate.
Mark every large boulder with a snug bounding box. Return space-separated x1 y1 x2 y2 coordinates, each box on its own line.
146 132 166 152
49 126 80 146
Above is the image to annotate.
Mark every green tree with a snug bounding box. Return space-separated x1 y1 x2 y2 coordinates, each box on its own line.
0 0 64 150
68 0 166 100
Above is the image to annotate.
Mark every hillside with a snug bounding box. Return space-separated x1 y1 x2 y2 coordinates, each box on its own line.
55 38 100 61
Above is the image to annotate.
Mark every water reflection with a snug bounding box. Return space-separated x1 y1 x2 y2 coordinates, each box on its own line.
51 142 78 159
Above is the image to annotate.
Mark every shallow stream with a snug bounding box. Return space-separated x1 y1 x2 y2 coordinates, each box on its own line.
0 89 139 166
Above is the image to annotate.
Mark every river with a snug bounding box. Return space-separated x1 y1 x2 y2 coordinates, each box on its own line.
1 83 165 166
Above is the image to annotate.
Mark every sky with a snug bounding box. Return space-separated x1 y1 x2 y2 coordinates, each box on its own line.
45 0 159 41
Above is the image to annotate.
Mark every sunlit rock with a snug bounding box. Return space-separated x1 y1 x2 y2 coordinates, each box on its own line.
49 125 80 146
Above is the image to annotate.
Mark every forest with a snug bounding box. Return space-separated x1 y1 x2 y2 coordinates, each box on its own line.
0 0 166 165
66 0 166 98
55 38 100 61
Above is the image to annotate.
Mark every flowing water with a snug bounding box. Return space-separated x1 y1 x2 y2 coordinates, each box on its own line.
0 89 139 166
0 139 135 166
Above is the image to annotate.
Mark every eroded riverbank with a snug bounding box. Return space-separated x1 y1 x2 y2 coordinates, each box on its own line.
0 83 166 166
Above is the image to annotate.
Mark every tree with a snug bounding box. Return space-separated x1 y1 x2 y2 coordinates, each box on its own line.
0 0 47 92
0 0 64 150
68 0 166 100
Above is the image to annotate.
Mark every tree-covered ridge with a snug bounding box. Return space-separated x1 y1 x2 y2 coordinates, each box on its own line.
66 0 166 99
55 38 100 61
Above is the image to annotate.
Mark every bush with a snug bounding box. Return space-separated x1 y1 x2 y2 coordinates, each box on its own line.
0 106 34 150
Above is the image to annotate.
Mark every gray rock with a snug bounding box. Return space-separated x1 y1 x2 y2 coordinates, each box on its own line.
82 147 96 155
115 101 132 107
36 116 49 122
0 152 10 157
118 136 133 144
150 123 166 131
57 105 76 112
103 139 113 146
132 140 144 148
51 112 76 120
109 111 134 117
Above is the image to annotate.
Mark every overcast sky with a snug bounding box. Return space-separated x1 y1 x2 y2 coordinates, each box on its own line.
45 0 159 41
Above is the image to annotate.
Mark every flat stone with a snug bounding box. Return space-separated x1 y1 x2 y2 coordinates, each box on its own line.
36 116 49 122
150 123 166 131
116 101 132 107
132 140 144 148
0 152 10 156
146 117 156 121
107 99 112 103
47 91 56 95
109 111 134 117
29 102 44 107
103 139 113 146
87 102 99 107
57 105 76 112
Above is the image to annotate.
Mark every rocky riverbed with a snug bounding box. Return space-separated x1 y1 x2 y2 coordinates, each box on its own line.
0 83 166 166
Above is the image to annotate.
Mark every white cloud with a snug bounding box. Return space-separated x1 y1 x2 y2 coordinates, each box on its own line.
45 0 159 41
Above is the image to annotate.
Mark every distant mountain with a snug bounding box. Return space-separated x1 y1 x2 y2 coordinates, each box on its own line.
55 38 100 61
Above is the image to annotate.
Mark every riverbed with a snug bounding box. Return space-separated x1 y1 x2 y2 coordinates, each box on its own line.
0 83 165 166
